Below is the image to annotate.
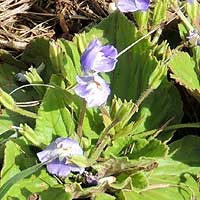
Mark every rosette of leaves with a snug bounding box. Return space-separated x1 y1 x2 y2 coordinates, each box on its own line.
1 10 195 200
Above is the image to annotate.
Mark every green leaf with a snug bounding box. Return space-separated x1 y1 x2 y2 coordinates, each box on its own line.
49 39 81 85
148 65 167 89
128 138 168 159
111 136 200 199
169 135 200 166
178 23 188 41
0 109 13 136
0 163 44 200
168 51 200 102
57 39 82 85
0 138 41 199
118 159 200 199
110 174 133 190
39 187 71 200
111 172 149 190
135 136 200 200
104 124 168 159
133 11 149 32
0 50 27 70
21 38 54 82
104 136 128 157
192 45 200 69
0 88 37 119
33 75 76 146
0 169 67 200
132 82 183 135
131 172 149 189
150 0 168 26
82 108 102 141
19 124 43 147
20 35 80 86
118 185 194 200
69 155 90 167
93 193 116 200
0 60 37 134
146 159 199 200
0 139 36 185
0 63 20 93
111 98 135 131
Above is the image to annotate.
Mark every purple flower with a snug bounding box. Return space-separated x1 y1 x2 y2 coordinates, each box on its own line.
37 138 84 177
74 74 110 107
81 39 118 73
187 0 194 3
116 0 150 13
187 30 200 46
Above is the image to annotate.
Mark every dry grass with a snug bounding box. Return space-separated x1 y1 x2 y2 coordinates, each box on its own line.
0 0 111 53
0 0 56 51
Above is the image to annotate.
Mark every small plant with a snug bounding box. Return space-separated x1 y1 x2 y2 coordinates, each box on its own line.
1 1 200 200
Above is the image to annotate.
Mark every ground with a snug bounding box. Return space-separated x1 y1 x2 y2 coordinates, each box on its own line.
0 0 111 54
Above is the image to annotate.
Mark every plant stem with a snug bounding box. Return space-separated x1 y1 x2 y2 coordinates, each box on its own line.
117 10 179 58
77 100 87 138
89 136 111 165
89 117 120 164
131 87 154 115
175 6 194 31
165 122 200 131
96 118 119 146
9 83 56 95
136 122 200 138
117 28 158 58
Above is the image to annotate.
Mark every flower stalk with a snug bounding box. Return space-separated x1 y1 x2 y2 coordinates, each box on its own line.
77 100 87 138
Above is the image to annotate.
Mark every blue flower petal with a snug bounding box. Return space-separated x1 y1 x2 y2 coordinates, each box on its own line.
116 0 150 13
47 158 71 177
37 138 84 177
80 39 118 73
75 74 111 107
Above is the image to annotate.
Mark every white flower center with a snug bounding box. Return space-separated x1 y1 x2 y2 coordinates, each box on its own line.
56 142 73 159
88 80 102 90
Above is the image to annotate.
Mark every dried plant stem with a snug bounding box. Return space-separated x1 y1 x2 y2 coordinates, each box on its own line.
0 38 27 50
